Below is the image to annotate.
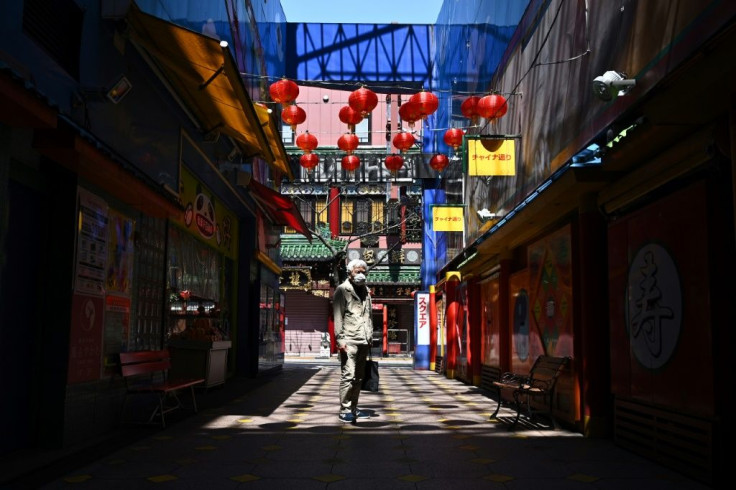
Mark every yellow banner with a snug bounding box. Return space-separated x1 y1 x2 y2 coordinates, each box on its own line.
467 138 516 176
432 206 465 232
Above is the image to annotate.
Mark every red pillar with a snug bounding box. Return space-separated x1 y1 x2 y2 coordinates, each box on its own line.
328 312 336 354
429 284 437 371
382 304 388 355
445 272 461 379
468 277 482 386
498 257 512 372
328 187 340 239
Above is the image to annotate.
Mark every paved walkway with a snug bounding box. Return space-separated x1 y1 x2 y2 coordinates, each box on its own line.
5 364 709 489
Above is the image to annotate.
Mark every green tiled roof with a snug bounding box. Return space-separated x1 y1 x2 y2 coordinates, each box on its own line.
280 235 346 261
367 267 420 285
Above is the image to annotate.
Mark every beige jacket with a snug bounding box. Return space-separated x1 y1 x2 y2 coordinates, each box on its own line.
333 279 373 347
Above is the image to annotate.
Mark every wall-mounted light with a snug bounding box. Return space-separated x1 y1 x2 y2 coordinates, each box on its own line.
106 75 133 104
592 71 635 102
477 208 500 223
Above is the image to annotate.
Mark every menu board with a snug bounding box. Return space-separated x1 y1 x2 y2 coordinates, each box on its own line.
74 189 108 296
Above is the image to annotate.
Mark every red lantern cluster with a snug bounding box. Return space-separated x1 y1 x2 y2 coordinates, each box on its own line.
296 131 318 153
477 93 508 120
281 104 306 131
429 153 449 173
348 86 378 117
337 133 359 154
341 155 361 172
269 77 299 104
299 153 319 170
392 131 415 153
443 128 464 150
384 154 404 173
338 106 363 132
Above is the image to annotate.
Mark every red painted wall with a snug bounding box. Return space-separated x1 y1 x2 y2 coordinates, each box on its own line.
608 180 714 416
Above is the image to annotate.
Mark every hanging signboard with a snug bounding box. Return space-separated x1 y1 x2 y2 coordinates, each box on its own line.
432 205 465 232
466 136 517 176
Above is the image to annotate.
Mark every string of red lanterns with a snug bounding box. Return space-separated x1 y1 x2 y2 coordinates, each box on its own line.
270 76 514 179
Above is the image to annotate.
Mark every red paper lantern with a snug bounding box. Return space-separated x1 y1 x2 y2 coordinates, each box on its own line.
477 94 508 120
269 77 299 104
409 90 439 119
338 106 363 132
384 154 404 173
429 153 449 172
337 133 359 154
461 96 481 124
443 128 464 149
341 154 361 171
399 101 422 128
295 131 318 153
281 104 306 131
299 153 319 170
392 131 415 153
348 86 378 116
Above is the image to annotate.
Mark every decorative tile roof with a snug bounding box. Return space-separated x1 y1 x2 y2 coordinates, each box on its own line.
367 267 421 285
280 235 347 262
280 236 420 285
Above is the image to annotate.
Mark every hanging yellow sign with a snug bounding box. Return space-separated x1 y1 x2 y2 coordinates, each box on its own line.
432 205 465 232
467 138 516 176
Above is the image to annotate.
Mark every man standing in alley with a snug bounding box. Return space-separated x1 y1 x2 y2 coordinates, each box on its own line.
333 259 373 423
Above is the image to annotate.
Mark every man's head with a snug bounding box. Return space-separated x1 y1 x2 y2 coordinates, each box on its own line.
346 259 368 285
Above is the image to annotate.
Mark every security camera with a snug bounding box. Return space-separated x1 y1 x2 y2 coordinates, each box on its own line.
477 208 497 223
592 71 636 101
322 94 329 103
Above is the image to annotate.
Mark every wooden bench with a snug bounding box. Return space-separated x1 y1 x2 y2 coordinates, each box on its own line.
490 355 570 429
119 350 205 428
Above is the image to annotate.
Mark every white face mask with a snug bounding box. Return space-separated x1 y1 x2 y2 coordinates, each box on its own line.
352 272 366 284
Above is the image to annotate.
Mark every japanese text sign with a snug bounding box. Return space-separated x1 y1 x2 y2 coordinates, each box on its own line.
467 138 516 176
432 205 465 232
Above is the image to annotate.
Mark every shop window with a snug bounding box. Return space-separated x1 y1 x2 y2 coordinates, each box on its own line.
340 197 383 237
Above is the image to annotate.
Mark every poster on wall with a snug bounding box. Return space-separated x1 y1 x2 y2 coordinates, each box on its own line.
105 210 135 296
74 189 109 296
68 293 104 384
528 224 574 358
482 277 500 366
